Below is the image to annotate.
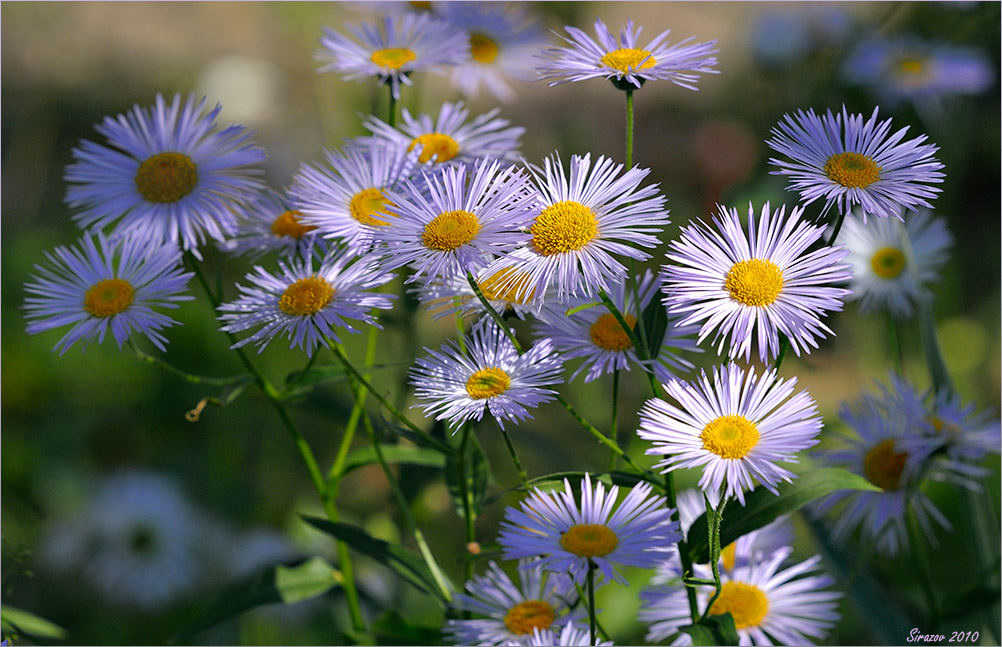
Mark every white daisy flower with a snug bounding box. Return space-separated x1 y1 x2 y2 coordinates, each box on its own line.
840 208 952 318
637 363 823 505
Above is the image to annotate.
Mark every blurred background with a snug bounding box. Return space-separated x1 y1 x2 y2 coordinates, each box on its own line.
2 2 999 645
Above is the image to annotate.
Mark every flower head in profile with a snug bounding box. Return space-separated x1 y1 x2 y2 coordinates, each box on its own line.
65 93 266 254
640 547 841 646
415 266 543 322
662 202 851 364
24 232 193 354
292 141 419 252
409 319 564 431
218 247 395 356
767 106 945 221
499 473 680 585
316 13 468 99
482 153 669 303
436 2 544 102
538 18 718 91
637 363 823 505
841 208 952 318
221 187 323 260
375 157 535 283
445 560 583 646
534 270 699 383
361 101 524 168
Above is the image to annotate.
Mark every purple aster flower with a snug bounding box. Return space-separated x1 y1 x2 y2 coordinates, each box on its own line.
24 232 193 354
220 187 324 260
65 93 266 255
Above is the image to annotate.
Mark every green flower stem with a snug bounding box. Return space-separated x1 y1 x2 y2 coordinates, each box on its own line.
608 370 620 471
625 89 634 170
388 85 397 129
458 423 477 587
889 313 906 375
907 503 940 631
466 271 522 352
127 340 249 385
184 253 367 632
499 423 529 488
699 493 728 622
587 561 598 645
773 334 790 372
668 472 700 622
828 208 848 246
597 289 661 397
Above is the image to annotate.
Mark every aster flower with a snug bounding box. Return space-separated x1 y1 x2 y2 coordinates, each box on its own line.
292 141 418 252
537 18 718 91
813 380 951 555
375 157 535 283
482 153 669 303
840 208 952 318
662 202 851 364
445 560 583 646
220 187 323 260
637 363 823 505
415 266 543 321
436 2 544 102
316 13 468 100
65 93 266 254
217 247 395 356
409 318 563 431
640 547 841 645
513 623 614 646
23 232 193 354
534 270 699 383
498 472 680 585
766 106 945 222
361 101 524 167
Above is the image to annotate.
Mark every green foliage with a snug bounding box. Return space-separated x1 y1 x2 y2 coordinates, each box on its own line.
275 557 341 604
1 604 68 641
680 613 740 646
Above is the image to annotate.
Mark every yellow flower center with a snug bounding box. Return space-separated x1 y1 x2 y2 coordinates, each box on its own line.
278 276 335 316
870 246 905 279
600 48 656 73
408 133 460 164
589 312 637 351
421 209 480 252
465 367 511 399
824 152 881 189
926 415 960 438
724 259 784 307
479 268 536 305
370 47 416 70
83 278 135 317
898 58 925 75
409 0 431 9
470 33 500 63
701 415 760 460
709 581 770 630
530 200 598 256
560 523 619 558
503 600 555 635
721 543 737 572
862 439 909 491
134 152 198 203
349 187 395 227
270 210 316 239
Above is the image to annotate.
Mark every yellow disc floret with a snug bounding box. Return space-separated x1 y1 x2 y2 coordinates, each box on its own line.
279 276 335 316
721 542 737 572
709 581 770 629
701 415 760 460
422 209 481 251
84 278 135 317
862 439 909 491
271 210 316 239
589 313 637 351
724 259 784 307
470 33 500 63
349 188 395 227
135 152 198 203
530 201 598 256
503 600 555 635
465 367 511 399
560 524 619 558
824 152 881 189
870 247 906 279
479 268 536 305
370 47 416 70
600 48 656 73
408 133 460 164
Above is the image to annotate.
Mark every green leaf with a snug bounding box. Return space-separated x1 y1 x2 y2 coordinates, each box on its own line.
678 613 739 646
173 566 283 642
687 467 879 562
1 605 68 640
444 432 490 521
342 445 446 476
679 623 715 646
302 516 451 604
639 293 669 362
565 301 602 316
275 556 340 604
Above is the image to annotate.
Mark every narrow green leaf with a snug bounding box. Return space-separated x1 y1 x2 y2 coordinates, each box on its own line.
687 467 879 562
302 516 451 604
565 301 602 316
275 556 340 604
342 445 446 476
1 605 68 640
640 294 669 362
